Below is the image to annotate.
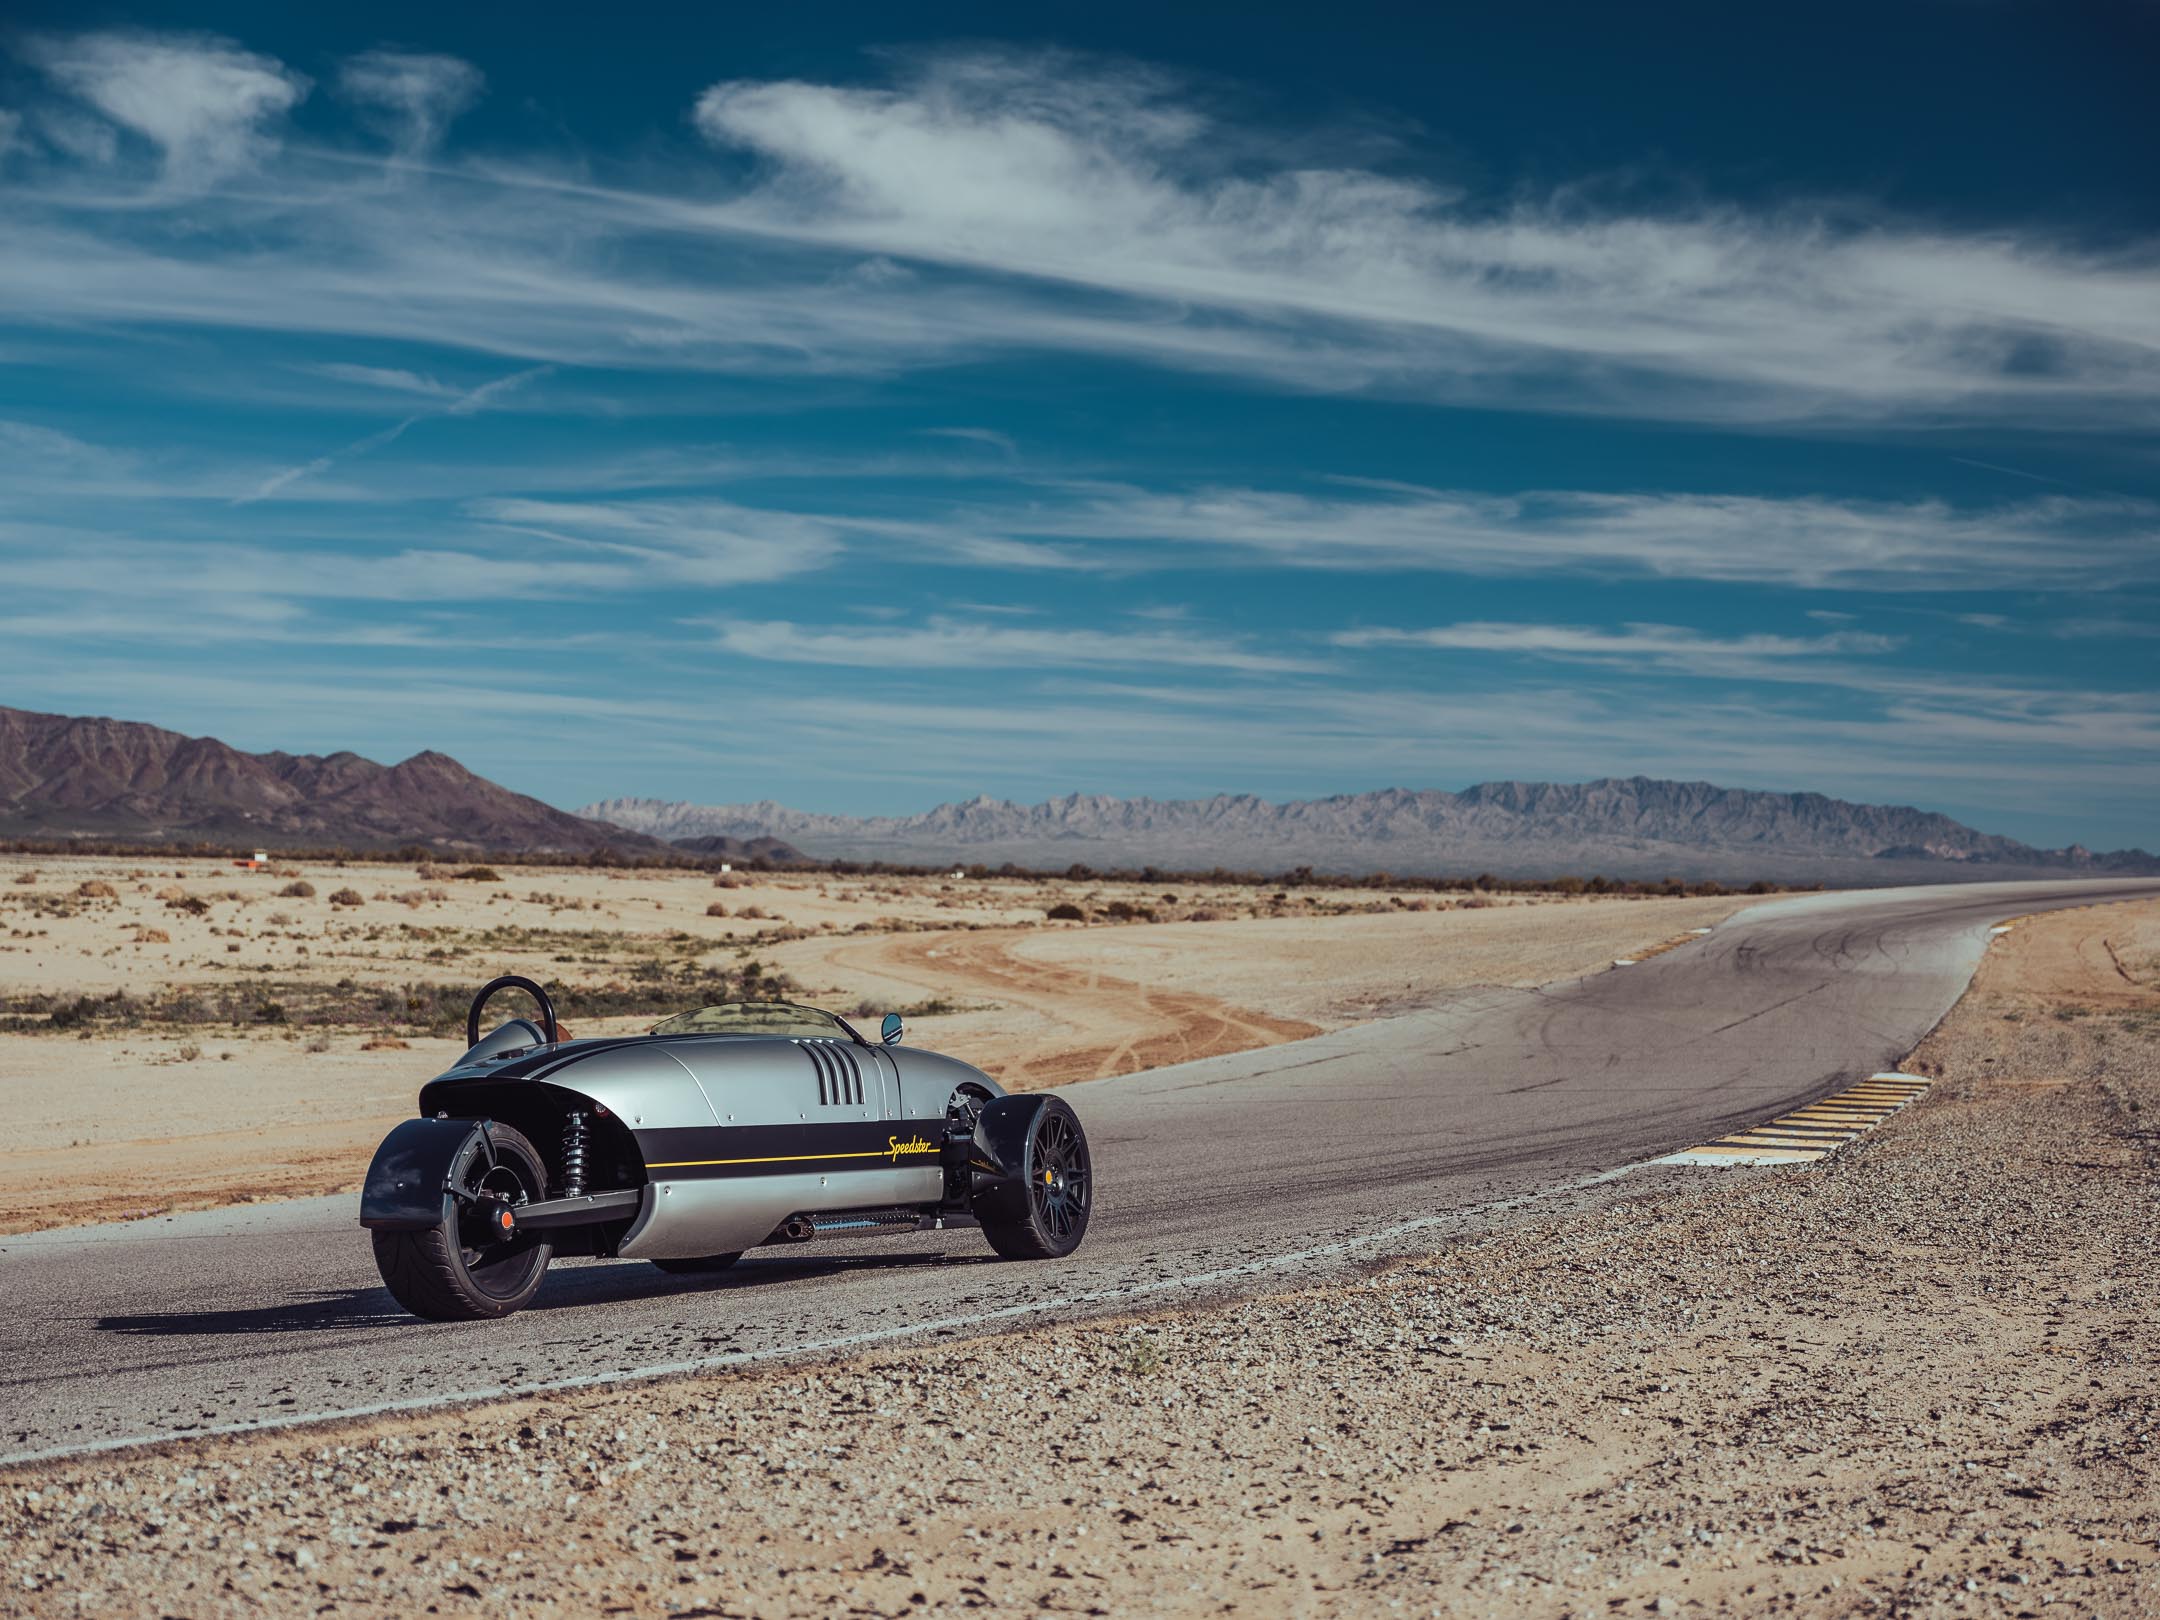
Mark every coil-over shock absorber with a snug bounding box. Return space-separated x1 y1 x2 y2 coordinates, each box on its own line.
560 1110 590 1198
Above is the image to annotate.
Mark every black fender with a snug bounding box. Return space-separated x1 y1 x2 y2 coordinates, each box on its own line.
967 1094 1059 1225
360 1117 491 1231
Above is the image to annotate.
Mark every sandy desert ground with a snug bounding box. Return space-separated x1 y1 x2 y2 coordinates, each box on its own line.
1 897 2152 1617
0 853 1748 1233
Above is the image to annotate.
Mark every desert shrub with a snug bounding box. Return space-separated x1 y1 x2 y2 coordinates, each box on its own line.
705 902 729 917
254 1001 288 1023
176 1043 202 1062
305 1034 332 1053
1103 900 1154 922
360 1036 411 1051
452 866 501 882
1046 902 1086 921
11 871 35 885
328 887 365 907
1184 907 1221 922
76 880 118 899
165 895 210 916
712 874 743 889
135 927 171 943
737 904 768 920
226 942 242 953
279 880 316 898
154 884 187 901
267 911 294 926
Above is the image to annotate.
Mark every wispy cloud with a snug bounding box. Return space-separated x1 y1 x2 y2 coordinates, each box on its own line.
980 484 2160 591
0 39 2155 423
707 616 1327 673
24 29 307 187
336 49 483 163
1334 621 1898 680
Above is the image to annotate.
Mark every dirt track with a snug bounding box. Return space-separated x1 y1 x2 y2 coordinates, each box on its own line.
825 927 1322 1088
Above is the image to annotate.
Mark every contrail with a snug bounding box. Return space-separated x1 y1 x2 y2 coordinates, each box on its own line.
236 364 553 504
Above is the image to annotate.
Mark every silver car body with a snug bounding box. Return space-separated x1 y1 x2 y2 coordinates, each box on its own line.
416 1029 1003 1259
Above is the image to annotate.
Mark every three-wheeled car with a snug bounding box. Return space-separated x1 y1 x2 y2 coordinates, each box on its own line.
361 977 1092 1319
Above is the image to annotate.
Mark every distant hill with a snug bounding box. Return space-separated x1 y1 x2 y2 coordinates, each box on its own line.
0 705 682 856
580 780 2160 883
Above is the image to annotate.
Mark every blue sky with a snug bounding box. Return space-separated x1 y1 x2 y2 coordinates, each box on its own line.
1 3 2156 850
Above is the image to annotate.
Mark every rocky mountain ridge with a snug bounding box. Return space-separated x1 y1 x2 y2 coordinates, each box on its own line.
580 780 2159 882
0 705 668 855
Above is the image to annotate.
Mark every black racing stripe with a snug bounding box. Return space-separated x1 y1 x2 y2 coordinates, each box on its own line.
465 1035 655 1084
636 1119 946 1179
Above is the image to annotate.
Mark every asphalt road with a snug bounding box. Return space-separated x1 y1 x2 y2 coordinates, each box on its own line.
4 878 2153 1464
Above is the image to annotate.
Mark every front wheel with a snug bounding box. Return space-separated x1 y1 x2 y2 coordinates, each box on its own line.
371 1123 552 1320
979 1097 1092 1260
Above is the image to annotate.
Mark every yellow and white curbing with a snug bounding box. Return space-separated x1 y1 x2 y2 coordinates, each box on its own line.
1659 1072 1932 1167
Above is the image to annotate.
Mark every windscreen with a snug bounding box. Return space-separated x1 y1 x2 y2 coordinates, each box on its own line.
648 1002 858 1040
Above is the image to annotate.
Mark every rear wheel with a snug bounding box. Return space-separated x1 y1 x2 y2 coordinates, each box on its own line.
981 1097 1092 1260
371 1123 552 1320
650 1252 743 1275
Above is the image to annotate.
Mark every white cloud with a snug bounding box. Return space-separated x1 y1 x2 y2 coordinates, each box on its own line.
337 49 483 162
26 30 308 185
984 485 2160 591
708 616 1326 673
307 363 460 398
0 39 2154 424
466 496 844 585
1335 621 1897 675
690 52 2160 422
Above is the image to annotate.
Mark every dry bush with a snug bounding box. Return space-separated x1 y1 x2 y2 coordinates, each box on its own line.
452 866 501 882
154 884 187 902
267 911 294 927
225 942 242 953
1046 902 1086 921
712 874 743 889
135 927 171 944
328 888 365 907
1184 907 1222 922
395 891 428 909
736 904 769 920
416 864 450 881
360 1036 412 1051
176 1043 201 1062
278 880 315 899
11 871 35 886
165 895 210 916
75 880 118 899
304 1034 333 1054
705 902 729 917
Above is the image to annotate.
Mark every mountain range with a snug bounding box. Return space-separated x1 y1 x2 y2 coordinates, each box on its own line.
0 705 695 857
581 781 2160 884
4 703 2149 880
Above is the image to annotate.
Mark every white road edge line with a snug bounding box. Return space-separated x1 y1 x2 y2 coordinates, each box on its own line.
0 1164 1650 1469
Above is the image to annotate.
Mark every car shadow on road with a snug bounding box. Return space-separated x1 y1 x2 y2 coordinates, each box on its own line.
93 1249 1000 1337
95 1288 414 1337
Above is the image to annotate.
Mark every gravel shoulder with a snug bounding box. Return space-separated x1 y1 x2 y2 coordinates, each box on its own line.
4 899 2154 1618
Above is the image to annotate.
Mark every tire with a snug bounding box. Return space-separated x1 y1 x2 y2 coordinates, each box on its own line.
980 1097 1092 1260
650 1252 743 1275
371 1122 553 1320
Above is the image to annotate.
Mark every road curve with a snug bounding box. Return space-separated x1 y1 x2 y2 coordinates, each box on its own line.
4 878 2153 1464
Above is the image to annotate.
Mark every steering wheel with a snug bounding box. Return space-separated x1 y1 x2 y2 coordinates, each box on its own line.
466 976 559 1050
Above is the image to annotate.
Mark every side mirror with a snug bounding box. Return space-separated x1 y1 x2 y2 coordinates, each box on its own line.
881 1012 904 1046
